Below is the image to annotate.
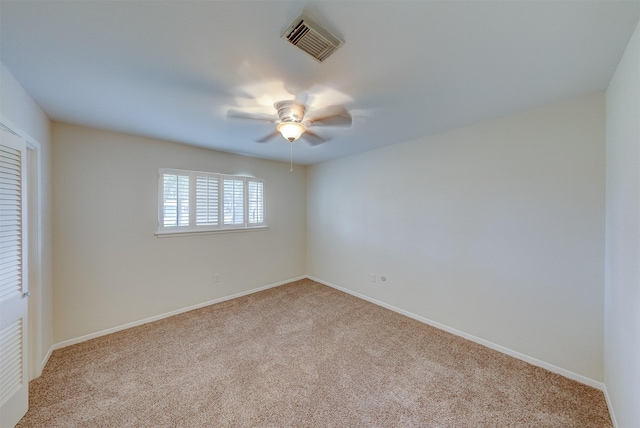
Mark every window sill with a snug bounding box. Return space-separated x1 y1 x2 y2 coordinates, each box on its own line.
155 226 268 238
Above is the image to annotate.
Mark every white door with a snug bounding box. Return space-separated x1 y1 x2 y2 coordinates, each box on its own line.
0 130 29 427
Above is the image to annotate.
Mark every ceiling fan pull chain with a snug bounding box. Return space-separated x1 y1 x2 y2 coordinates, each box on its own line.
290 143 293 172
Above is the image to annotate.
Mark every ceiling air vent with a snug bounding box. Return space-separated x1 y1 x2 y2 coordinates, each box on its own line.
281 13 344 63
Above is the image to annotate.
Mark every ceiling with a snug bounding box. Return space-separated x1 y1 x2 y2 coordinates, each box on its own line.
1 1 638 165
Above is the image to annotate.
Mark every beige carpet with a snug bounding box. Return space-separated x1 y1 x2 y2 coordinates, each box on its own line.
17 279 611 427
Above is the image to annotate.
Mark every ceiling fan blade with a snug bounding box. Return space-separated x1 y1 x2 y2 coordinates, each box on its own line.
307 106 352 127
256 130 281 143
301 130 327 146
295 91 310 106
227 109 277 122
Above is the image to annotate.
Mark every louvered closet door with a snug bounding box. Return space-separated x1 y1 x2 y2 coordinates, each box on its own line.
0 129 28 427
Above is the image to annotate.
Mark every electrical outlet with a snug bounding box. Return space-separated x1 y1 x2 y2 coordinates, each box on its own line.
214 274 220 283
370 273 376 282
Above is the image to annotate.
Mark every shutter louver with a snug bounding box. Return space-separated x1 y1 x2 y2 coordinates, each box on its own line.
196 175 218 226
0 145 22 303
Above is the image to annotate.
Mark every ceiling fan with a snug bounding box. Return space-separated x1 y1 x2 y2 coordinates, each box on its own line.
227 100 352 146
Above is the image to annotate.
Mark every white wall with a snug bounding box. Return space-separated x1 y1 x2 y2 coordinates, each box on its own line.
307 92 606 382
52 123 306 343
605 20 640 428
1 62 53 378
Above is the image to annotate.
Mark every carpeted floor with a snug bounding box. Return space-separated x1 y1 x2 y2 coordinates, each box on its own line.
17 279 612 427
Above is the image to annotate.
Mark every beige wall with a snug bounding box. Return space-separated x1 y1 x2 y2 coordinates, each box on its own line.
307 92 606 383
605 20 640 428
52 123 306 343
1 63 53 378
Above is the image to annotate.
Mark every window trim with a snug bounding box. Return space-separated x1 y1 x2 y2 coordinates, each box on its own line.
156 168 267 236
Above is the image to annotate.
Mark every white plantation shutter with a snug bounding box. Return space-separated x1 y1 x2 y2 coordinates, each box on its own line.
158 169 265 235
223 177 244 226
196 175 219 226
248 179 265 225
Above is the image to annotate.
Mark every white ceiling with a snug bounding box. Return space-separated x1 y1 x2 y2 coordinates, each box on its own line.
1 1 638 165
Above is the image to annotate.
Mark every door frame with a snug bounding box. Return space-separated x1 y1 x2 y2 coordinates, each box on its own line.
27 141 42 378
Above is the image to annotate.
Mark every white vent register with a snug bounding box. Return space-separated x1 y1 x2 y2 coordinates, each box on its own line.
282 12 344 62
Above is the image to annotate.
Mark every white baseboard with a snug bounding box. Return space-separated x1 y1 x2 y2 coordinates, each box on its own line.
602 385 618 428
53 276 306 351
41 345 54 374
30 344 54 381
307 275 605 391
49 274 605 393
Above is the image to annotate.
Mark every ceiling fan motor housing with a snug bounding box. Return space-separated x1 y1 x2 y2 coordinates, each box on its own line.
275 100 306 123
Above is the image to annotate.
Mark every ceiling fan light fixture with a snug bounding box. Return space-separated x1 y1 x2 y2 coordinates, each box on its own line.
277 121 306 142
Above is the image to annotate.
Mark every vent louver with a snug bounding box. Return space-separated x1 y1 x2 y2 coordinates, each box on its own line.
282 13 344 63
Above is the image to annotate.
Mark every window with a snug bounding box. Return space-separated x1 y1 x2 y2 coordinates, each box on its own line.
157 168 266 235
